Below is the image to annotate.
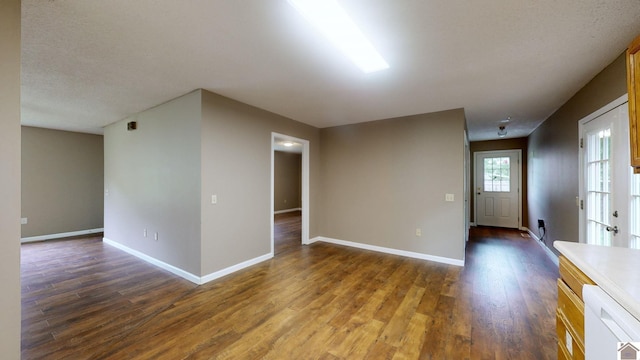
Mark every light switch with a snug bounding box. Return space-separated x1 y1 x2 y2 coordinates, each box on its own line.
445 193 454 202
21 218 28 225
211 195 217 204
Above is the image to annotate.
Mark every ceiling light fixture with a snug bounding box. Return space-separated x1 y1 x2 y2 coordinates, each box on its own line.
287 0 389 73
283 141 295 147
498 125 507 138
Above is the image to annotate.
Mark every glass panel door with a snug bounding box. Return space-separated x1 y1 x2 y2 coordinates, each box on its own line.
582 100 632 247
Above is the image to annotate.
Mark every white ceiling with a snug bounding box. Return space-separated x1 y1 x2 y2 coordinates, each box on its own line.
21 1 640 141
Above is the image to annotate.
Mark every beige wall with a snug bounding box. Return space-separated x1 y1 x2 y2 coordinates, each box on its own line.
528 52 627 254
0 0 21 356
105 89 322 277
470 137 528 228
104 90 203 275
319 109 467 261
22 127 104 238
200 90 320 275
274 151 301 211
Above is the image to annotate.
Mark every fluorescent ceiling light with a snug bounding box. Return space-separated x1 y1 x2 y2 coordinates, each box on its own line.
287 0 389 73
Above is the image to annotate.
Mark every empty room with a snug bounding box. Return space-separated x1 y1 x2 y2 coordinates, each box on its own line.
3 1 640 359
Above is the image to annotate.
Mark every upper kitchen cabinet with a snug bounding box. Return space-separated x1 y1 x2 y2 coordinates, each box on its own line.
628 34 640 172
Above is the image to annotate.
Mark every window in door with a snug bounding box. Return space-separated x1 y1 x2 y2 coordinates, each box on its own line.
483 157 510 192
585 128 612 246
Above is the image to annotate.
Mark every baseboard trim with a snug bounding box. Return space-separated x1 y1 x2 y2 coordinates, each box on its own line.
103 238 201 284
21 228 104 243
309 236 464 267
526 228 559 266
103 237 273 285
200 253 273 284
274 208 302 215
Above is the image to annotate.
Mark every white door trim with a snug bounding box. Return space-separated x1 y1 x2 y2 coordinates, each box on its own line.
271 132 310 255
464 131 471 242
578 93 628 244
474 149 523 229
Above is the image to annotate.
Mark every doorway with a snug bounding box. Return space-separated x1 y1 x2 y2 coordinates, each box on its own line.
271 133 309 256
579 94 640 248
474 150 522 229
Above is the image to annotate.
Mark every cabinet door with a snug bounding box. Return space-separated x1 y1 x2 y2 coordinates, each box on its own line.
628 34 640 171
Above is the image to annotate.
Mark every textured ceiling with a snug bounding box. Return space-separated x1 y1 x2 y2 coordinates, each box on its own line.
21 1 640 141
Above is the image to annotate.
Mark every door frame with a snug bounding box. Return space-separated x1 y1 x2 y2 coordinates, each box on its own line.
473 149 523 229
271 132 310 255
464 131 471 242
578 93 628 245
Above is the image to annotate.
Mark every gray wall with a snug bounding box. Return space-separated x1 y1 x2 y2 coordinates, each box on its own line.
200 90 320 276
528 53 627 254
274 151 301 211
22 127 104 237
105 89 322 277
319 109 467 261
0 0 21 356
104 90 203 275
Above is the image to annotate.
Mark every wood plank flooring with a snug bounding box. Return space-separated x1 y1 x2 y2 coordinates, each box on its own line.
21 218 558 359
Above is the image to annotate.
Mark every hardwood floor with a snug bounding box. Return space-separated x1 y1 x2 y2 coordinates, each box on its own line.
274 211 302 256
21 220 558 359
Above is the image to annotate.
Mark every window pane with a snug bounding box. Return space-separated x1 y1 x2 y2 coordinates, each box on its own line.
585 130 612 247
483 157 510 192
631 171 640 249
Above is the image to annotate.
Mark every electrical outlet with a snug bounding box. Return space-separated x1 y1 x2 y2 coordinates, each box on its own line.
416 228 422 237
154 232 158 241
21 217 28 225
143 229 147 237
538 219 545 228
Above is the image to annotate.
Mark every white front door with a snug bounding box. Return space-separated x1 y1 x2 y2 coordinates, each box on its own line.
580 97 638 247
475 150 521 228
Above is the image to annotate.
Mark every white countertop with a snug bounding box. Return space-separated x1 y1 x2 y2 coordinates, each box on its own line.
554 241 640 321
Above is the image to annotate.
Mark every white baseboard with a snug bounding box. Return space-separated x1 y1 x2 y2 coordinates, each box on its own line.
526 228 559 266
103 238 201 283
21 228 104 243
103 237 273 285
274 208 302 215
309 236 464 267
200 253 273 284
